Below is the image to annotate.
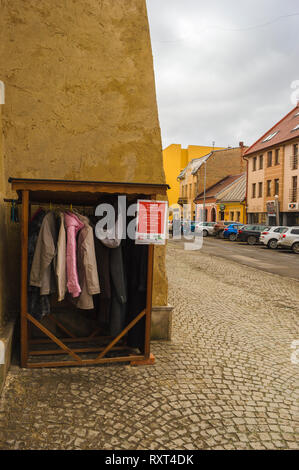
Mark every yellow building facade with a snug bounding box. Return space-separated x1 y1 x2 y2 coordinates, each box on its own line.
215 174 247 224
216 202 247 224
163 144 224 208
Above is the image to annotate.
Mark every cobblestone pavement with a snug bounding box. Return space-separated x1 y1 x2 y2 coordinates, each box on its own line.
0 242 298 450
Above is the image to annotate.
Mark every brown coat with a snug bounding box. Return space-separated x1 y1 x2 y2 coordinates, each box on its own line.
75 214 100 309
29 211 57 295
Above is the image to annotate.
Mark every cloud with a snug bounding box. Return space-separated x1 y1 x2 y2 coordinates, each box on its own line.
146 0 299 149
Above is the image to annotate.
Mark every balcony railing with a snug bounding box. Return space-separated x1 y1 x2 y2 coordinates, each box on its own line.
289 187 299 202
290 154 298 170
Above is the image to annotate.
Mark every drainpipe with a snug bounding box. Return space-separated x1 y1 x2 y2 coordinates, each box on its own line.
203 161 207 222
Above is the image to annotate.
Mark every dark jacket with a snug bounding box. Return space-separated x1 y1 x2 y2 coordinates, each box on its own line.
124 237 148 351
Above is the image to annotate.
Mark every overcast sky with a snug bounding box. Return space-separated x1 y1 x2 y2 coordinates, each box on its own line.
146 0 299 150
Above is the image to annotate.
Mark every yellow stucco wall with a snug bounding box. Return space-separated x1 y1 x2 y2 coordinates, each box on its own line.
0 107 5 328
0 0 168 323
163 144 224 207
216 202 247 224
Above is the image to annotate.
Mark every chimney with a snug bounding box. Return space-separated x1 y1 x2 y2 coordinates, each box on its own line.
239 142 245 172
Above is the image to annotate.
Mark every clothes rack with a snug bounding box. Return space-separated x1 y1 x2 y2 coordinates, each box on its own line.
9 177 169 368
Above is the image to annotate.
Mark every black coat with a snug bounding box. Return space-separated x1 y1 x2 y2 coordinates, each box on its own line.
123 238 148 352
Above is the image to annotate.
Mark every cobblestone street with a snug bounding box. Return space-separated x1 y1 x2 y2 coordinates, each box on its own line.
0 242 298 450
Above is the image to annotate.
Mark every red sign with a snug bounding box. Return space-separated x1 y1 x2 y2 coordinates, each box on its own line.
136 200 168 244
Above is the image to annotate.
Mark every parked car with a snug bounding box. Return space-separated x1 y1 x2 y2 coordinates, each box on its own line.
259 226 288 249
194 221 217 237
237 225 270 245
181 220 196 235
223 223 244 241
213 221 238 238
277 227 299 253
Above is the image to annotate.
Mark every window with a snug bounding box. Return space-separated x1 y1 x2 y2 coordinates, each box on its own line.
262 131 279 142
267 151 272 167
258 182 263 198
274 179 279 196
266 180 271 197
189 184 192 198
291 176 297 202
291 229 299 235
259 154 263 169
275 148 280 165
220 211 224 221
253 157 257 171
252 183 256 198
230 211 234 220
236 212 240 222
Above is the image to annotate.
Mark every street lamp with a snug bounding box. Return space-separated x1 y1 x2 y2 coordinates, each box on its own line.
274 194 280 225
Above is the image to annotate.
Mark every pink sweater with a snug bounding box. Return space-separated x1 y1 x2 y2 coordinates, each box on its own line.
64 212 84 297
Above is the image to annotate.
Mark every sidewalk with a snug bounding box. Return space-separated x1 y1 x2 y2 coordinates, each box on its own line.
0 242 298 450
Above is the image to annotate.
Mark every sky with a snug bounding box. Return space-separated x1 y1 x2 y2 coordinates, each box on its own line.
146 0 299 150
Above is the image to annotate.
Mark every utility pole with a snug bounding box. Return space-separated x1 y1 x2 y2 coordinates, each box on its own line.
274 194 280 225
203 160 207 223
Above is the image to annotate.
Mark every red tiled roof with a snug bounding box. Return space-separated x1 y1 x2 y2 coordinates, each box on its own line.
244 103 299 156
195 174 243 202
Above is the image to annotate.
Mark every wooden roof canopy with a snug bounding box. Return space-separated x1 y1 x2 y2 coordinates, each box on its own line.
9 177 170 205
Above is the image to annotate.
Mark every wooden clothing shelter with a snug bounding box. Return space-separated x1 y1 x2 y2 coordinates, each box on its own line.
9 177 169 369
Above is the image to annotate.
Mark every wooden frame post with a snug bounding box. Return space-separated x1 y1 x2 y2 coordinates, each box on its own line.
144 244 154 359
20 190 29 367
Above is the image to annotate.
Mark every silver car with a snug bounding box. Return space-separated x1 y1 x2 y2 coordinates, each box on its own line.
195 222 216 237
277 227 299 253
259 226 288 249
